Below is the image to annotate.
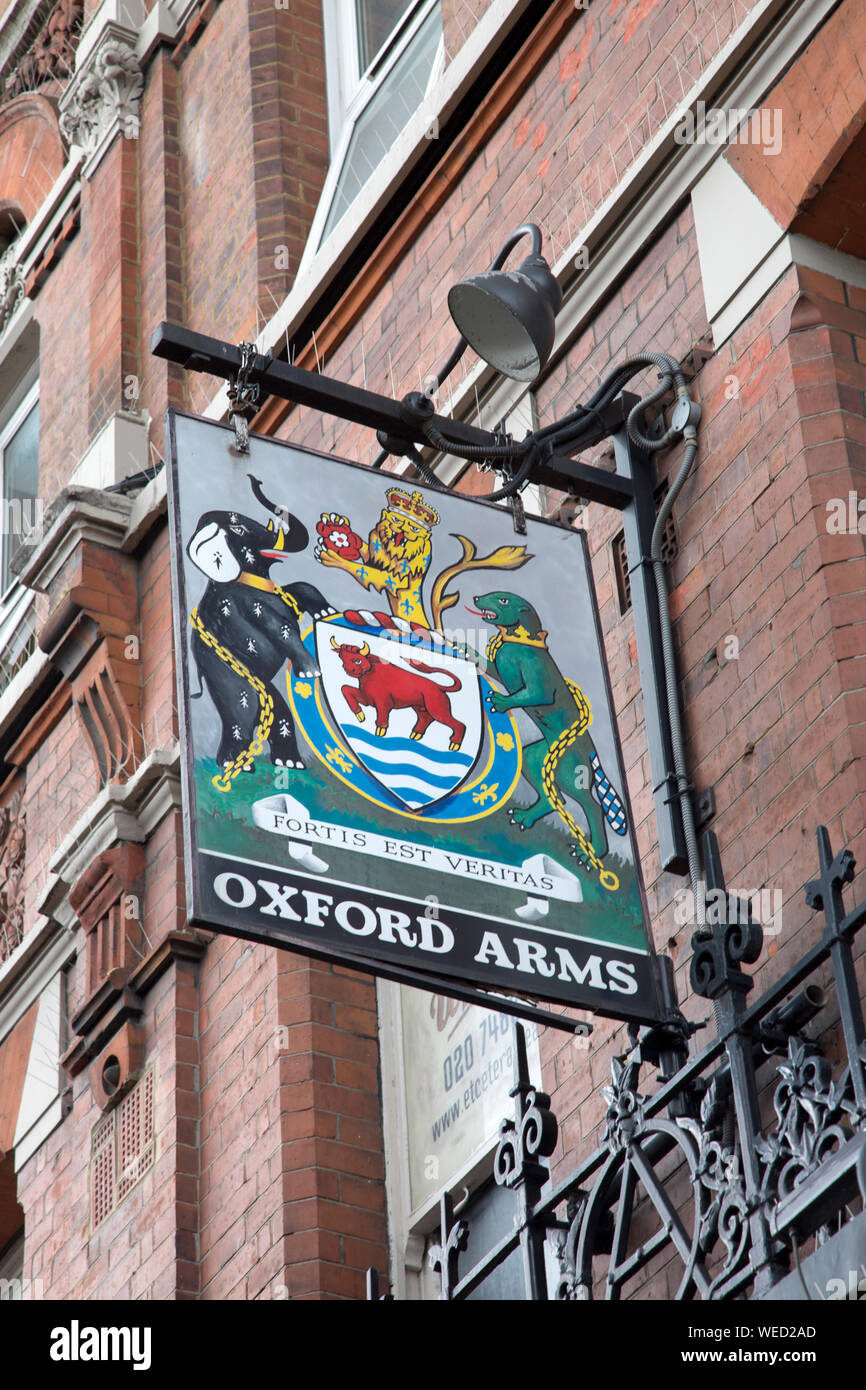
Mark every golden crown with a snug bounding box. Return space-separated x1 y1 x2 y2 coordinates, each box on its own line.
384 488 440 528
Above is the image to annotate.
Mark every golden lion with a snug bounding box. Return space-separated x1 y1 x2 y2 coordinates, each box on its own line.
315 490 437 627
315 486 533 631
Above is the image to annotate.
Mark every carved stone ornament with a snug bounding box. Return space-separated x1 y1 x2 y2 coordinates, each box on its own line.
59 29 143 155
19 486 144 790
0 790 26 962
5 0 84 100
0 249 25 334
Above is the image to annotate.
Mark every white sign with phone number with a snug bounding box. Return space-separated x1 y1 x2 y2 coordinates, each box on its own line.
401 987 541 1212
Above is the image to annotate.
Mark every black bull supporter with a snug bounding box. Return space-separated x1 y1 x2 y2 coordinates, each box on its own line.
186 474 333 783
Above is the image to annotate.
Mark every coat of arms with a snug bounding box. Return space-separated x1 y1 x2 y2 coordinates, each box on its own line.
170 415 657 1017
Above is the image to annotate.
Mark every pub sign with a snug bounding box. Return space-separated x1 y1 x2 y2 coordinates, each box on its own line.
166 411 662 1020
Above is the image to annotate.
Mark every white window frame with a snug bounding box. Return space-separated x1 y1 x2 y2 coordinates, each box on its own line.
379 978 559 1299
0 1230 25 1300
301 0 445 274
0 378 39 661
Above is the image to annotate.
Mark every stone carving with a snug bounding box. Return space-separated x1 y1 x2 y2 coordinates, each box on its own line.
0 247 25 334
5 0 84 99
59 32 143 154
0 790 26 962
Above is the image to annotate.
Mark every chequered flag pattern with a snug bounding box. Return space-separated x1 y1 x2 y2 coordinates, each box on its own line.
590 752 627 835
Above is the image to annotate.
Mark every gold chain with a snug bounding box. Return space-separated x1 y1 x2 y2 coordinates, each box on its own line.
189 587 310 790
273 586 302 621
486 641 617 890
485 630 546 661
540 681 619 892
486 632 503 664
189 600 293 792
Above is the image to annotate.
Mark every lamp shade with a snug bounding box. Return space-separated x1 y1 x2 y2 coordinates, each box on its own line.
447 254 563 382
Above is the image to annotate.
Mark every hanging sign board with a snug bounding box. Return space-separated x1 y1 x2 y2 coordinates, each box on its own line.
166 410 663 1021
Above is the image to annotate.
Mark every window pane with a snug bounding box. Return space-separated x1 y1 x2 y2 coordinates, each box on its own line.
2 401 38 593
356 0 414 72
323 3 442 241
0 1230 25 1299
460 1179 524 1301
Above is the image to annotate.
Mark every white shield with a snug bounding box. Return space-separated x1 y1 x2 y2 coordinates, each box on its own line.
316 619 482 810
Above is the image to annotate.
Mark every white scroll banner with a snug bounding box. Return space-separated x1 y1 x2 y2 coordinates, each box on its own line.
251 793 582 920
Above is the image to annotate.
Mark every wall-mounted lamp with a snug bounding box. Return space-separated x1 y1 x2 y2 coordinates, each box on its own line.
446 224 563 382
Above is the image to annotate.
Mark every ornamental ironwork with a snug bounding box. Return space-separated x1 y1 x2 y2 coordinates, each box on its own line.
755 1037 862 1199
370 826 866 1300
494 1076 558 1188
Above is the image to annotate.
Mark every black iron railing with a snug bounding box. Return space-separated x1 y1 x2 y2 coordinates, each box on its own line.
369 826 866 1300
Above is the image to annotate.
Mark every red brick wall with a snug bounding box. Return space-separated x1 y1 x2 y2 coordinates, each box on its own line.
178 0 258 416
271 956 387 1298
86 136 141 439
171 0 328 417
254 0 865 1298
0 95 65 221
725 0 866 233
30 229 91 505
195 945 386 1300
8 0 866 1304
139 50 186 434
247 0 329 320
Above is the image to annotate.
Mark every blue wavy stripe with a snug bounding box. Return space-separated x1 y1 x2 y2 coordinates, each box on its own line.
349 754 462 789
341 725 475 766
